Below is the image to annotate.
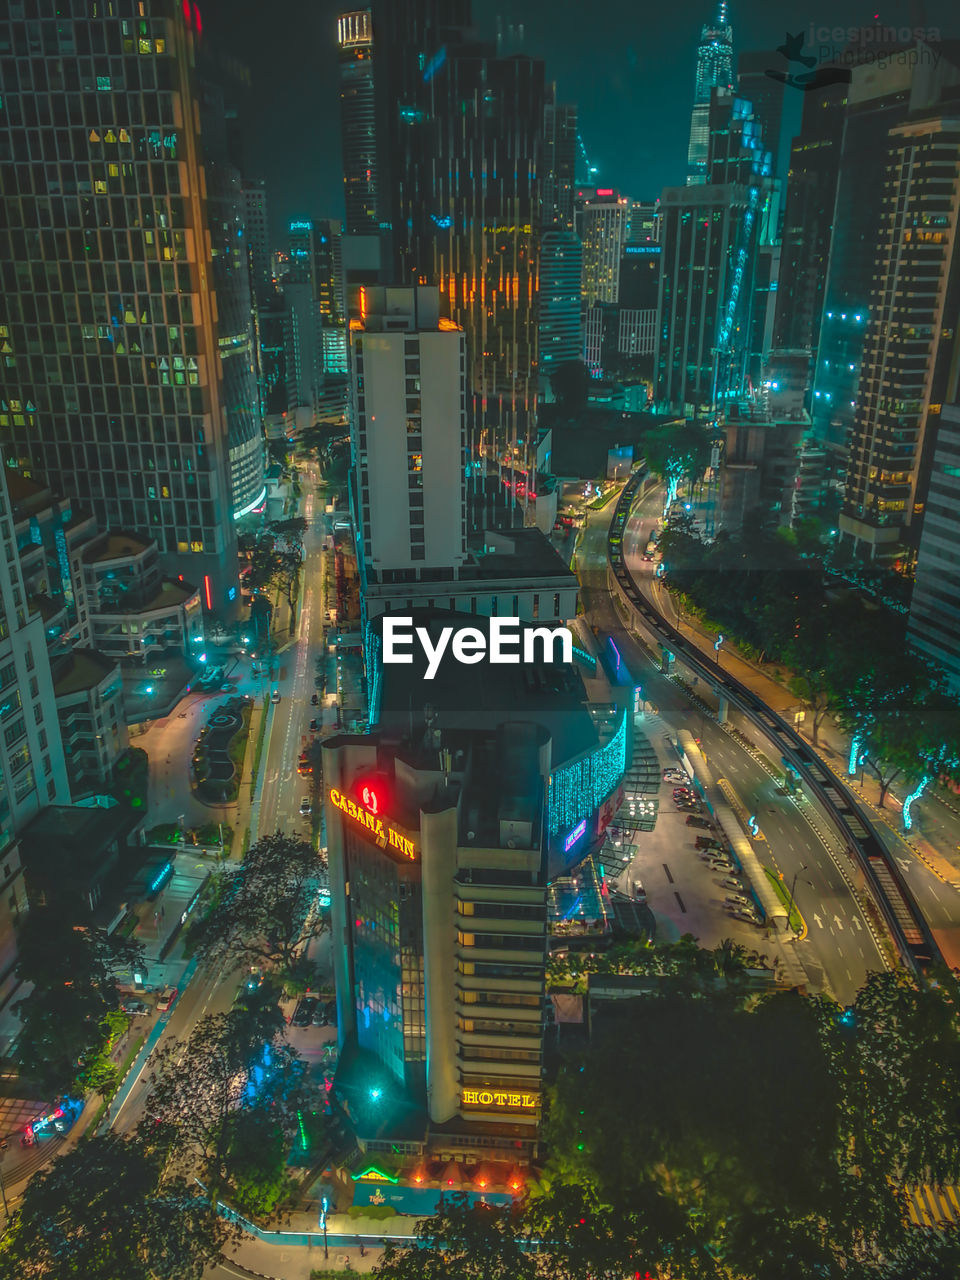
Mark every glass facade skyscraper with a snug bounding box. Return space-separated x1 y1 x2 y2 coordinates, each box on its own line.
685 2 735 185
0 0 264 614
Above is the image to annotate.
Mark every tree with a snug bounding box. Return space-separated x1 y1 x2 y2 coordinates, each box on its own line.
13 904 144 1094
549 360 591 414
373 1194 537 1280
838 971 960 1190
0 1133 231 1280
188 831 327 978
143 995 307 1201
785 622 837 747
642 421 713 505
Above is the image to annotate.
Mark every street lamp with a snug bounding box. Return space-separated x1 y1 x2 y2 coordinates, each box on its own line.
784 864 807 935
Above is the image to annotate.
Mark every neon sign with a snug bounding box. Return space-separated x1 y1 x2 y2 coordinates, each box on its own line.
329 788 415 859
461 1089 539 1110
564 818 588 852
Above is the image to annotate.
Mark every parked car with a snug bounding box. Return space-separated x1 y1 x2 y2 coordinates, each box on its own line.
271 689 281 704
122 999 148 1017
299 797 312 816
725 894 751 909
324 999 337 1026
663 769 688 784
686 816 711 829
311 1005 328 1027
292 998 317 1028
695 836 723 850
634 880 646 904
156 987 177 1013
721 876 745 892
310 719 319 731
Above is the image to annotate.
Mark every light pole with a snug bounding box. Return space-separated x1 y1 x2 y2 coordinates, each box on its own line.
320 1195 329 1259
785 864 807 935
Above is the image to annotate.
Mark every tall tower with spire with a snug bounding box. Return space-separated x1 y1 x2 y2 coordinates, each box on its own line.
686 2 735 184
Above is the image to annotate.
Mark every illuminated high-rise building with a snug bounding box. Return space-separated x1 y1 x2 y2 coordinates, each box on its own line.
0 1 264 615
338 10 379 236
840 114 960 563
543 91 578 232
578 189 629 308
685 2 735 185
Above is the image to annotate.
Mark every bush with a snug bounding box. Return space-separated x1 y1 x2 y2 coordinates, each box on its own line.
347 1204 397 1220
147 824 181 845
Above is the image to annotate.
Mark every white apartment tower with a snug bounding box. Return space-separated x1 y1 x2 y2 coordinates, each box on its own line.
352 287 467 584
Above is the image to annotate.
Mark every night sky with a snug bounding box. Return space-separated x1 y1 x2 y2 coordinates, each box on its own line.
199 0 959 244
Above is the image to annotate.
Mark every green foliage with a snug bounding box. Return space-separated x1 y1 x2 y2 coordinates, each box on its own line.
187 831 328 976
348 1203 397 1219
0 1132 231 1280
374 1194 538 1280
222 1109 294 1217
547 934 767 992
642 420 713 485
14 903 145 1095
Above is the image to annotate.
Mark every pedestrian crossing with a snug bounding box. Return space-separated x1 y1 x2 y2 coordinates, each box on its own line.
906 1183 960 1228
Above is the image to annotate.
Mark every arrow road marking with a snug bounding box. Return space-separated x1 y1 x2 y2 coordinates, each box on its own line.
813 912 823 928
833 914 844 930
896 858 912 873
852 916 862 931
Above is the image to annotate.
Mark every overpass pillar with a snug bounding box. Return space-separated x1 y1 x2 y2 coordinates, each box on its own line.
717 695 729 724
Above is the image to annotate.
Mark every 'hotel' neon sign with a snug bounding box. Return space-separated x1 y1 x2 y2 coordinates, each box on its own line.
328 788 416 859
461 1089 539 1110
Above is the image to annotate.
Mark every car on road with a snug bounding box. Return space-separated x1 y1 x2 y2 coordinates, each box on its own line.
271 689 281 703
720 876 745 892
292 998 317 1028
298 754 312 776
310 719 319 731
156 987 177 1013
311 693 319 705
122 999 148 1017
634 880 646 904
686 815 711 829
299 797 312 816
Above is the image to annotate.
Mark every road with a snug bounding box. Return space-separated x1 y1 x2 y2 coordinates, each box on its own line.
577 488 887 1004
614 489 960 974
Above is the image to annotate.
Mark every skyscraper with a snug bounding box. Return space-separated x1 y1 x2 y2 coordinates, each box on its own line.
539 229 584 397
578 190 629 307
840 114 960 563
338 9 379 236
685 2 735 185
351 287 467 583
736 51 785 179
0 1 264 614
543 91 578 231
242 178 273 297
907 402 960 695
657 93 772 416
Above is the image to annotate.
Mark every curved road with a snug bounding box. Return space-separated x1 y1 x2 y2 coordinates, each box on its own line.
577 490 887 1004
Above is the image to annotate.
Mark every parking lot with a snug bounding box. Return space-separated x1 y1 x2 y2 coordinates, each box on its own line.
614 741 776 958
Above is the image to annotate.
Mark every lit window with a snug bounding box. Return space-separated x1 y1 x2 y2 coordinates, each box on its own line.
190 541 204 553
94 180 107 194
139 38 153 54
96 76 111 91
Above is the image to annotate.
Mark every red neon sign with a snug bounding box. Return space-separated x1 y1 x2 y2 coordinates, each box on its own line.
203 574 212 610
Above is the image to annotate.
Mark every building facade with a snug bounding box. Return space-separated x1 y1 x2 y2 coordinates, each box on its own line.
338 9 379 236
0 0 264 613
840 114 960 562
538 229 583 397
685 2 735 185
578 190 628 308
352 287 467 582
907 402 960 694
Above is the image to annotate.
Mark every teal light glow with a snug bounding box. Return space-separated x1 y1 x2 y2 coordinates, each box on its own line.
902 775 929 831
547 708 628 838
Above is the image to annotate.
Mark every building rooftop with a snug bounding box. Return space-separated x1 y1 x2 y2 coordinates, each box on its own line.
19 802 137 882
462 528 574 581
83 532 152 564
53 648 117 696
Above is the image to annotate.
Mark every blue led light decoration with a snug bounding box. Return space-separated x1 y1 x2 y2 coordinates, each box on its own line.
902 743 960 831
547 708 628 837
